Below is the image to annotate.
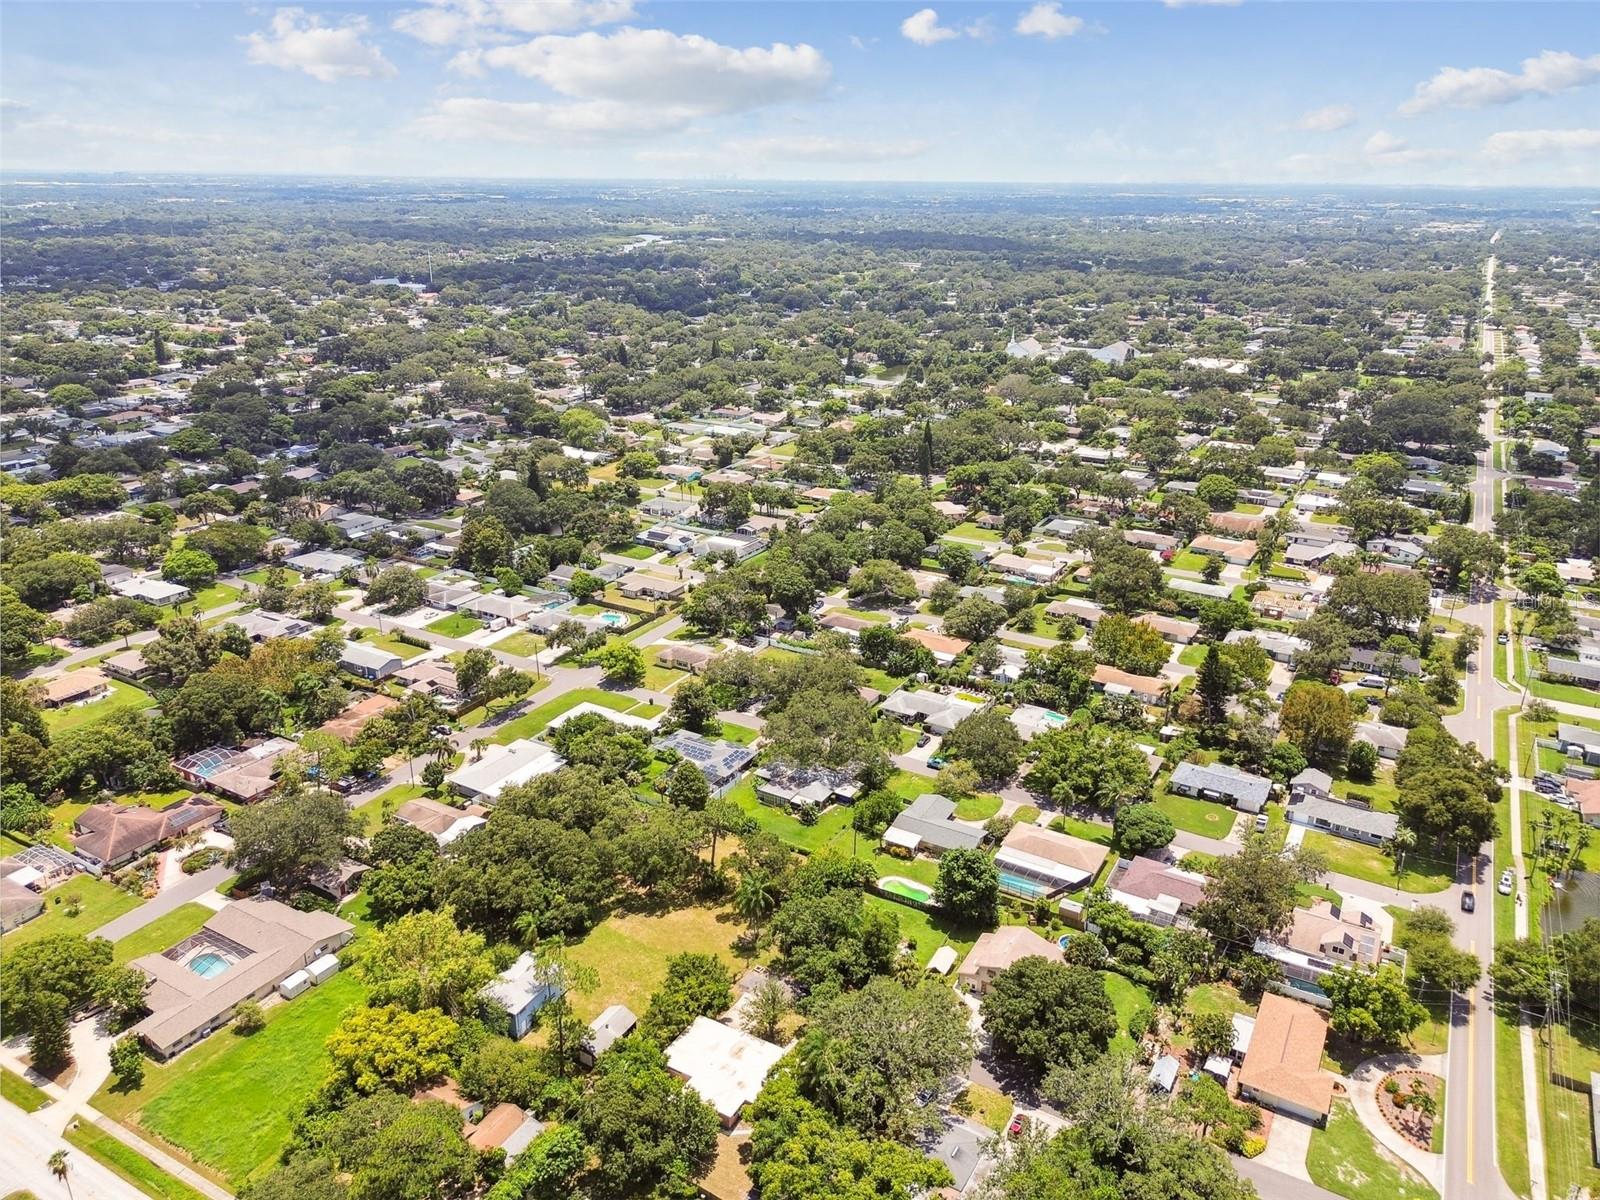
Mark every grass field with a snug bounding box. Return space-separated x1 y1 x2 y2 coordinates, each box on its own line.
493 631 546 657
42 679 157 734
1153 787 1237 838
1536 1020 1600 1200
946 522 1001 544
957 1083 1013 1132
425 612 482 637
561 906 746 1027
111 904 213 966
2 876 143 947
97 971 367 1187
2 1066 51 1112
863 894 978 969
1306 1099 1439 1200
953 793 1002 821
725 779 853 853
190 583 241 612
1102 970 1154 1055
487 687 641 744
352 782 429 833
64 1123 210 1200
1302 831 1454 893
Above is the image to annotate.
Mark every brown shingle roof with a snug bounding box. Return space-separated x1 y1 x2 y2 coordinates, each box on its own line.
1237 993 1334 1117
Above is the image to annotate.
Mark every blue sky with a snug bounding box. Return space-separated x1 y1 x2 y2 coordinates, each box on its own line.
2 2 1596 184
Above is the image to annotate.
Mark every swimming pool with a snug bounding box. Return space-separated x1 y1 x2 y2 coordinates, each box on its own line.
997 871 1052 900
878 876 935 905
598 612 625 627
187 952 231 979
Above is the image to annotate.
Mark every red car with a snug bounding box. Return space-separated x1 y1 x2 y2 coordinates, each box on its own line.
1007 1115 1029 1138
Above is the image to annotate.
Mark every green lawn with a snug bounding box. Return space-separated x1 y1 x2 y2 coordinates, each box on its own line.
97 971 368 1187
190 583 241 612
1048 813 1116 846
1306 1099 1439 1200
425 612 482 637
1101 970 1154 1055
111 904 213 966
560 905 747 1027
716 722 760 746
1495 1011 1533 1199
953 793 1002 821
864 894 978 969
1536 1023 1600 1200
358 631 428 662
42 680 157 734
493 631 547 658
725 779 853 853
353 782 429 833
1153 787 1237 838
859 666 910 696
1331 767 1401 813
1302 831 1454 893
2 1066 51 1112
2 876 143 947
1177 643 1208 668
239 568 301 586
64 1123 210 1200
487 687 639 745
611 544 657 560
946 522 1001 544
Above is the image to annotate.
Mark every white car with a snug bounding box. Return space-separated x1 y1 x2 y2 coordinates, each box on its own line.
1498 869 1515 896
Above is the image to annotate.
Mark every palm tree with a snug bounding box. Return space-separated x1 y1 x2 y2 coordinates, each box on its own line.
734 870 777 933
49 1149 71 1198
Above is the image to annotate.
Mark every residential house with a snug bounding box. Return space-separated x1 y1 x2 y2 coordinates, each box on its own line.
1226 628 1306 665
1009 704 1071 741
995 824 1109 899
1091 664 1168 707
956 926 1063 995
1354 720 1410 761
1345 646 1422 678
879 689 983 735
316 693 399 742
339 640 403 681
483 952 563 1039
901 626 972 667
1254 899 1390 999
446 738 565 803
635 527 697 554
394 797 487 846
654 729 756 795
173 738 296 802
392 658 468 712
1105 855 1208 928
1557 723 1600 765
665 1016 785 1128
1139 615 1200 644
617 570 690 601
224 610 314 642
103 648 154 682
656 643 715 673
882 794 986 857
1236 993 1335 1124
987 552 1062 585
110 575 191 606
72 795 224 871
1286 793 1398 845
1188 535 1257 565
38 668 111 709
579 1005 638 1067
1168 761 1272 813
129 898 353 1059
753 763 861 811
287 549 364 578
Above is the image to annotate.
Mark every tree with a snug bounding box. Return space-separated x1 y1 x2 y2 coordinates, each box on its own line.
569 570 605 603
93 963 151 1023
1491 937 1555 1015
668 678 719 733
595 640 645 687
980 957 1116 1078
1186 1009 1236 1061
742 976 791 1043
29 991 72 1074
1196 643 1232 725
358 907 497 1016
641 953 735 1043
1430 525 1503 590
324 1004 458 1096
229 789 356 890
1347 739 1379 782
935 847 1000 927
941 710 1024 783
1090 614 1170 676
110 1034 146 1090
1322 963 1426 1046
747 1071 950 1200
1195 837 1327 951
797 977 974 1139
48 1150 70 1192
1279 682 1355 767
942 596 1008 643
161 547 219 589
845 559 918 606
485 1127 588 1200
233 999 266 1034
1113 803 1175 854
1196 474 1239 511
365 565 425 612
579 1037 719 1199
1394 766 1499 854
1022 722 1152 810
292 581 339 622
666 762 712 810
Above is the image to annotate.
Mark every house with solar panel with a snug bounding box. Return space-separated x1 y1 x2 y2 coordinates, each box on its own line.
654 729 756 796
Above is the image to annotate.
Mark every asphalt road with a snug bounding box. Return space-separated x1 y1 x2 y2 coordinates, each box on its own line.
0 1105 147 1200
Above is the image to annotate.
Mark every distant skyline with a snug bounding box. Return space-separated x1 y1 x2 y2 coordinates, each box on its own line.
2 1 1597 186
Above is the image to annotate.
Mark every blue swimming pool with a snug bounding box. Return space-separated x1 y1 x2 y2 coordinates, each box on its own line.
598 612 625 627
187 952 231 979
998 871 1051 900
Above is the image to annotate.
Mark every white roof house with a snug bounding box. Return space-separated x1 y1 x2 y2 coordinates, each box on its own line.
446 738 565 802
111 576 191 605
665 1016 785 1127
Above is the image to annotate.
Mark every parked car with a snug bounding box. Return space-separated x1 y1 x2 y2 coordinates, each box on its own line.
916 733 931 748
1007 1114 1029 1139
1359 675 1387 690
928 755 948 769
1254 813 1270 833
1497 631 1510 645
1460 891 1476 913
1498 869 1515 896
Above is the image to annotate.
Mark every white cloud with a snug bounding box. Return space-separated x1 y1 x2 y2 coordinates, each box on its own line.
393 0 634 47
1364 129 1452 166
724 134 931 163
1482 128 1600 163
1162 0 1242 7
470 27 830 117
412 96 685 143
243 9 396 83
1294 104 1356 133
900 9 959 46
1400 50 1600 115
1015 3 1084 40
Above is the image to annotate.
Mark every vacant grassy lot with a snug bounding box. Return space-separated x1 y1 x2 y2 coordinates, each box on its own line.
111 904 213 966
562 906 747 1027
1302 831 1453 894
1152 787 1236 838
97 971 367 1187
43 679 157 734
2 876 143 947
725 779 853 853
425 612 482 637
957 1083 1013 1132
65 1123 210 1200
487 687 639 744
1305 1099 1439 1200
359 631 428 662
493 631 547 657
1537 1021 1600 1200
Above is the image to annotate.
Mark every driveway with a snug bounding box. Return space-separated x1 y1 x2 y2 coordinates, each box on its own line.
1345 1053 1446 1192
1254 1108 1316 1180
91 863 231 943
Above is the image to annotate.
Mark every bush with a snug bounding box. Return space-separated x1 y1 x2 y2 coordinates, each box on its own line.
233 1000 265 1035
1240 1134 1267 1158
1127 1000 1155 1040
181 848 225 875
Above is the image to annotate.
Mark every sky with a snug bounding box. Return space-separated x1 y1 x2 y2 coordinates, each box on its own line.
1 1 1597 186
